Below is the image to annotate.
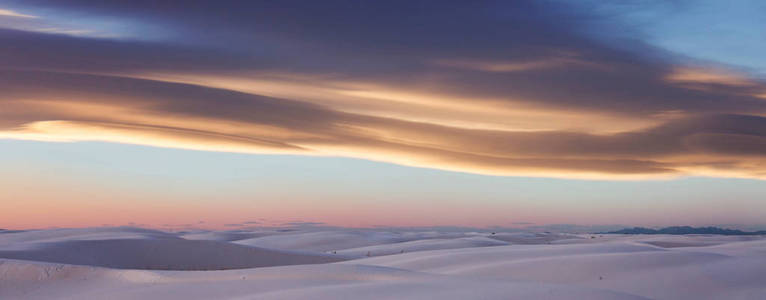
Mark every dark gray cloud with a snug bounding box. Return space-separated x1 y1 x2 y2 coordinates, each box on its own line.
2 1 765 117
1 0 766 178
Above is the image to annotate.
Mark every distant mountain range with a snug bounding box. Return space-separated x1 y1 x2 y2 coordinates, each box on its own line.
603 226 766 235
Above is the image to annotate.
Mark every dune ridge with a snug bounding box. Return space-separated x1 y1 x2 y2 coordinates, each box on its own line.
0 227 764 299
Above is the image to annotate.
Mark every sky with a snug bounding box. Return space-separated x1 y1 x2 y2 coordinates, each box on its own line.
1 0 765 230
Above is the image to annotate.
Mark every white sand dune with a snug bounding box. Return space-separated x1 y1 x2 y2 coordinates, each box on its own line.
232 229 506 253
180 230 281 242
0 227 177 250
637 235 764 248
1 228 765 299
233 230 455 252
0 259 648 300
487 232 583 244
0 228 344 270
352 237 766 299
334 236 509 257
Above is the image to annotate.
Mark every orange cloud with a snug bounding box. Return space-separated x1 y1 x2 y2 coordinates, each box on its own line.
2 70 766 180
666 66 756 87
432 55 604 73
129 71 659 134
0 8 37 18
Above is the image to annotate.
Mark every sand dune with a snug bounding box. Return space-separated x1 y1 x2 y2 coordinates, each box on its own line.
0 228 343 270
232 229 515 253
0 227 177 250
335 236 509 257
487 232 582 244
1 228 765 299
180 230 281 242
233 230 470 252
352 237 766 299
0 259 648 300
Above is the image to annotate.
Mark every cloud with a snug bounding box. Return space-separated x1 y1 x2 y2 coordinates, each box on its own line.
431 53 605 73
0 9 106 38
0 8 37 18
1 1 766 180
2 69 766 179
666 67 757 87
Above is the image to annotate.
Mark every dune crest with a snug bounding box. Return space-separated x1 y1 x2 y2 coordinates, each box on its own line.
1 227 765 299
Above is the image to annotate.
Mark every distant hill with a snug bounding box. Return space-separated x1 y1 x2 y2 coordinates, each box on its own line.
603 226 766 235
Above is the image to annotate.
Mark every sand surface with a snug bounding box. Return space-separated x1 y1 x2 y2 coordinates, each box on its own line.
1 227 765 299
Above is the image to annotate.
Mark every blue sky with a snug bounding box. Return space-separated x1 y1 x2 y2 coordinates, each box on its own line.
3 140 765 229
580 0 766 74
